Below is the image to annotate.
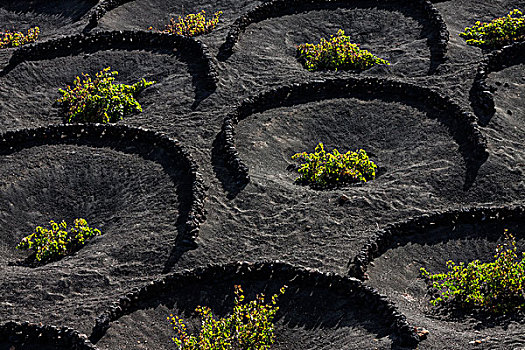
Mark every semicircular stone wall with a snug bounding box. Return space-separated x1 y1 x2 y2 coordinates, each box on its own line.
350 206 525 349
470 41 525 126
92 0 263 33
0 0 96 40
2 2 525 349
91 261 420 349
0 30 217 133
0 124 205 333
219 77 487 188
1 321 97 350
219 0 448 65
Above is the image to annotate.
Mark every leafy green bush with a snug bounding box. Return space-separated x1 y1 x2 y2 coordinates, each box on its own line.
460 9 525 48
292 142 377 188
420 230 525 314
16 218 101 262
297 29 390 71
56 67 155 123
0 27 40 49
168 285 286 350
151 10 222 37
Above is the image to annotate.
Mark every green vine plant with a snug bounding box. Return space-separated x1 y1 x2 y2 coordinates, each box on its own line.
291 142 377 188
297 29 390 72
168 285 286 350
460 9 525 48
56 67 155 124
16 218 101 263
149 10 222 37
420 230 525 314
0 27 40 49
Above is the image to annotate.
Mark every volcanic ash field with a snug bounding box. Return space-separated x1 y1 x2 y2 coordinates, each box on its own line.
0 0 524 349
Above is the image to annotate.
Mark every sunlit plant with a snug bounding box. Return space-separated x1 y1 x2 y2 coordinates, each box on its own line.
151 10 222 37
420 230 525 314
168 285 286 349
57 67 155 123
0 27 40 49
16 218 101 262
460 9 525 48
297 29 390 71
292 142 377 188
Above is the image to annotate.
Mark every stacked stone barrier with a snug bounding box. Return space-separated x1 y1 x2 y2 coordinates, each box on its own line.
219 77 488 183
86 0 135 30
218 0 448 64
5 30 217 93
349 205 525 279
0 321 97 350
470 41 525 124
0 124 206 246
91 261 420 347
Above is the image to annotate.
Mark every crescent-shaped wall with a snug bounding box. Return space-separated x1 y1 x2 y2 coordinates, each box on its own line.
91 261 420 347
470 41 525 126
0 124 206 245
219 77 488 184
3 30 217 96
218 0 449 66
1 321 97 350
349 205 525 278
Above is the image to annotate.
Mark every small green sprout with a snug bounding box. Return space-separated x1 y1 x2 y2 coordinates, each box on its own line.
168 285 286 349
292 142 377 188
420 230 525 314
16 218 101 262
150 10 222 37
297 29 390 71
0 27 40 49
460 9 525 48
56 67 155 123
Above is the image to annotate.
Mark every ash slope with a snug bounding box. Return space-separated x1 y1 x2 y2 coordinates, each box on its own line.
0 0 524 349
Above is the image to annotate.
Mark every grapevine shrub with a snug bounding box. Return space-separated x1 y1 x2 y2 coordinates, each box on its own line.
168 285 286 350
292 142 377 188
16 218 101 262
57 67 155 123
297 30 390 71
152 10 222 37
0 27 40 49
420 230 525 314
460 9 525 48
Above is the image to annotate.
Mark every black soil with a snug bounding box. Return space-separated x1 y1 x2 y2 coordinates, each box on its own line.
1 0 524 349
0 345 57 350
366 220 525 349
96 267 397 349
0 143 184 328
0 0 96 39
484 64 525 162
97 0 263 32
0 49 192 133
1 344 80 350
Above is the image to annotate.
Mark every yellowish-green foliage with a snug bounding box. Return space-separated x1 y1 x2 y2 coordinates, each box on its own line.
152 10 222 37
292 142 377 188
16 219 101 262
297 30 390 71
460 9 525 48
0 27 40 49
168 285 286 350
421 230 525 314
57 67 155 123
